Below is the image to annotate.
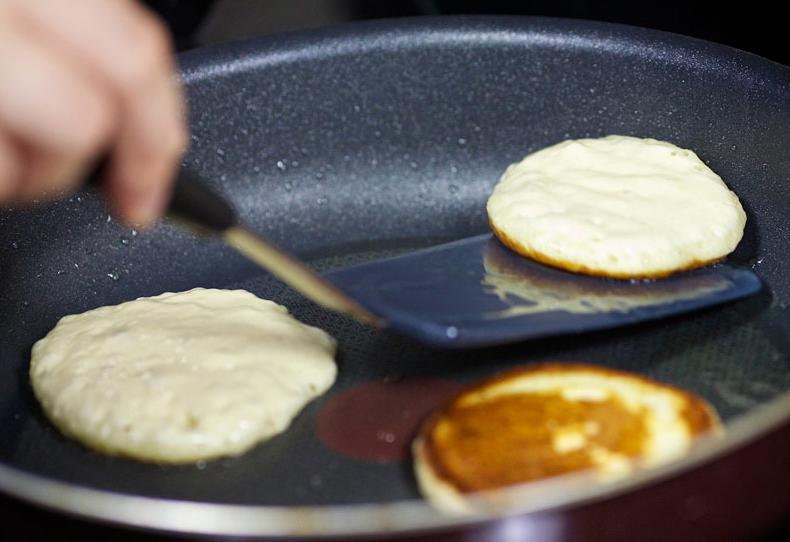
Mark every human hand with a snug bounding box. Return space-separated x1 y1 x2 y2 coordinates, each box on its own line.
0 0 187 225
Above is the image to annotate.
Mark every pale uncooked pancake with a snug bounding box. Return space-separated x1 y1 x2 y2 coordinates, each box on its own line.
30 288 337 463
413 363 721 513
487 136 746 279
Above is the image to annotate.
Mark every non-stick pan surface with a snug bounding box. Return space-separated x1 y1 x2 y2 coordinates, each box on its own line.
1 16 789 539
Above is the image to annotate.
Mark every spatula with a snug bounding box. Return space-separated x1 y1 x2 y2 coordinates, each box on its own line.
163 171 761 348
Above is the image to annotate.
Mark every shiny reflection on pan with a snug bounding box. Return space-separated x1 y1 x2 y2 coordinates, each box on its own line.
324 234 760 347
482 238 732 319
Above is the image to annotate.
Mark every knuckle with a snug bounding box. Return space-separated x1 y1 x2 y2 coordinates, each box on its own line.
127 125 185 169
139 119 187 163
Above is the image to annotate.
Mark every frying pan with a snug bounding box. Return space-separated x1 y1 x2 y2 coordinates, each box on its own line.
1 16 790 540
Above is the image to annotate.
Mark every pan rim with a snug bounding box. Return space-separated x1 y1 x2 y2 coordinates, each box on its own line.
1 391 788 537
2 14 789 537
178 14 790 88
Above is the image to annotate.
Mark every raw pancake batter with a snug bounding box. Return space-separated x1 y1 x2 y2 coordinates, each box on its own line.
487 136 746 278
30 288 336 463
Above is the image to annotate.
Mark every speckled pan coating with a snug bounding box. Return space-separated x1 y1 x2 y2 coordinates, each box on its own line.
0 16 789 537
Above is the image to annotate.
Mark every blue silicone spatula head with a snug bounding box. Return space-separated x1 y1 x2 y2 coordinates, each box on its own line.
166 172 760 349
323 234 761 348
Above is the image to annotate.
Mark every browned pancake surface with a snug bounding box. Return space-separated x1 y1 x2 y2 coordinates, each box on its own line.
418 363 720 494
490 219 721 280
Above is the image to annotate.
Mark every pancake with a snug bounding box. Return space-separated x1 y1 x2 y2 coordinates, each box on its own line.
413 363 722 513
486 135 746 279
30 288 337 463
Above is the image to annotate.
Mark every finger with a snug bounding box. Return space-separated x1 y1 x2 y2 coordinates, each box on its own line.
0 129 22 200
18 0 187 225
107 57 185 226
16 145 93 202
0 21 114 198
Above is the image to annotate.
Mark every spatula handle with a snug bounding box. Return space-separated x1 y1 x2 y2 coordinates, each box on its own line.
88 162 381 326
167 170 238 233
89 162 237 233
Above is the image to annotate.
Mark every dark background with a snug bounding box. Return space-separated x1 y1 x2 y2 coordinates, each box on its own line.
148 0 789 66
3 1 789 540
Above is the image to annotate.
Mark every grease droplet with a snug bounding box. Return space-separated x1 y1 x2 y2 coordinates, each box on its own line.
107 272 119 281
316 378 464 463
376 430 396 443
276 160 287 171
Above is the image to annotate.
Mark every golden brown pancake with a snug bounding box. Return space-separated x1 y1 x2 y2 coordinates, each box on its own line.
413 363 721 512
